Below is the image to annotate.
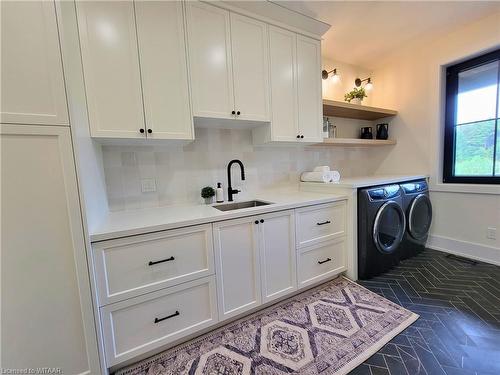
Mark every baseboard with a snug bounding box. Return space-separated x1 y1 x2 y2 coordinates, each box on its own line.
427 235 500 266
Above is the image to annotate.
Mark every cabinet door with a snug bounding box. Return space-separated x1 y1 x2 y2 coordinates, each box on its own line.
186 2 234 120
213 217 261 320
0 1 68 125
1 125 99 373
230 13 270 122
76 1 145 138
296 35 322 142
135 1 193 140
268 26 298 141
259 211 297 303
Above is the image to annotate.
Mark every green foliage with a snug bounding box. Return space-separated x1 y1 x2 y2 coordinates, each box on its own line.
201 186 215 198
344 87 367 103
454 120 496 176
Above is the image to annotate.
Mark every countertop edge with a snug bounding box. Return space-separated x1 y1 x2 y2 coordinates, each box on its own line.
89 195 347 243
300 175 429 189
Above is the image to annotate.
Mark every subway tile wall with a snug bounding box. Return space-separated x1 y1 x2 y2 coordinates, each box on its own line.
102 128 387 211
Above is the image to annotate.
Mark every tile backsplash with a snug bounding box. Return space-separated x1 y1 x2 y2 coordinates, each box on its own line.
102 127 387 211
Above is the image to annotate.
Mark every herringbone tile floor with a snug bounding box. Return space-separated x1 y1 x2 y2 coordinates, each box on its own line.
349 249 500 375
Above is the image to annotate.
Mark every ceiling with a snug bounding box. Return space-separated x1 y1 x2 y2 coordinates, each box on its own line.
274 1 500 69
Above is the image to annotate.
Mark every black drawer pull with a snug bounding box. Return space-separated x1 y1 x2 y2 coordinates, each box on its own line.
154 310 180 324
148 256 174 266
318 258 332 265
316 220 331 226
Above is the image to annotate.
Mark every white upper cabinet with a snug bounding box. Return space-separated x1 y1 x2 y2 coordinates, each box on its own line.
255 26 322 144
186 2 234 120
296 35 322 142
268 26 298 141
0 1 68 126
230 13 270 122
186 2 271 122
135 1 193 140
76 0 145 139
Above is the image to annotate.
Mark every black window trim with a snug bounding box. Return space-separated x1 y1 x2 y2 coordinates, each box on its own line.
443 48 500 185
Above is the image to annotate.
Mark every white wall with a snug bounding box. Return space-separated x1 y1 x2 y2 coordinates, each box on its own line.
370 11 500 262
102 127 388 211
322 58 374 106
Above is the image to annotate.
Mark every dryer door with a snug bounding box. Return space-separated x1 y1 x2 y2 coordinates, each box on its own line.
373 201 406 253
408 194 432 240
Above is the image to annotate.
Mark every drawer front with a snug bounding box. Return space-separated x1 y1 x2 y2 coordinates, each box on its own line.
101 276 218 366
296 201 346 248
298 239 346 288
93 224 214 305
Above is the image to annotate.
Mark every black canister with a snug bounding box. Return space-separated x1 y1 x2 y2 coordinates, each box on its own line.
376 123 389 140
360 127 373 139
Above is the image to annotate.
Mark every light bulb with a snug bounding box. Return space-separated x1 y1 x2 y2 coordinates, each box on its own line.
330 73 340 83
365 81 373 91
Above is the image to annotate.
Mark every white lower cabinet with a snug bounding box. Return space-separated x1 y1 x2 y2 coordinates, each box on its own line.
93 202 347 368
101 276 218 366
259 211 297 303
298 238 347 289
93 224 214 305
213 216 262 320
213 210 297 320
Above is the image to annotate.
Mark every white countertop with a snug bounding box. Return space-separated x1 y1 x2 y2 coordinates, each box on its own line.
301 174 428 189
90 188 347 242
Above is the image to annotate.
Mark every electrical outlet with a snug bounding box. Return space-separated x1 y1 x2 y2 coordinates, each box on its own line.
141 178 156 193
487 227 497 240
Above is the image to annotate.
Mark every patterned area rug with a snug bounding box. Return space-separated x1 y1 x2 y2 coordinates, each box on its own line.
116 277 418 375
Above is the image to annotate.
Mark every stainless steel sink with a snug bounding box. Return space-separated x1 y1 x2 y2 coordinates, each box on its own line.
213 200 273 211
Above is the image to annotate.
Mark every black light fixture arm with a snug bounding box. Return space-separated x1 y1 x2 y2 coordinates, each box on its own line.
322 68 338 80
355 77 372 87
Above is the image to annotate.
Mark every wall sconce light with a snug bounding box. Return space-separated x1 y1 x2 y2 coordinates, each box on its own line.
355 77 373 90
322 68 340 83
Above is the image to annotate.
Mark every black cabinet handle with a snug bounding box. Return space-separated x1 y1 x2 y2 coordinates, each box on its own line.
231 110 236 115
147 129 152 134
148 256 175 266
236 111 241 115
296 135 300 139
300 135 304 139
154 310 179 324
260 219 264 223
318 258 332 265
139 128 145 133
316 220 331 226
255 220 259 224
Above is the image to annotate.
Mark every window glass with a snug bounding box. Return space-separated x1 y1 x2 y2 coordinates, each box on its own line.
454 120 495 176
457 61 498 124
443 49 500 184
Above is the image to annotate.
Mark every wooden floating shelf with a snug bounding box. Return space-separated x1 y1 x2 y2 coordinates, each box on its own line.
323 99 397 121
313 138 397 147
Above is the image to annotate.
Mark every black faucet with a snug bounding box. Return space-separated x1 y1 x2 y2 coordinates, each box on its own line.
227 159 245 202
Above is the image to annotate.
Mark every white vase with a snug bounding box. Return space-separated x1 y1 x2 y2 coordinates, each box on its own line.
351 98 362 105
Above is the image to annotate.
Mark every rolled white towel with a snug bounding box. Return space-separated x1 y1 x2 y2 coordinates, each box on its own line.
330 170 341 183
313 166 330 172
301 171 332 183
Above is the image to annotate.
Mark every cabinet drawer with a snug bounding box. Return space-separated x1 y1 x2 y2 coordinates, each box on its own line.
93 224 214 305
298 239 346 289
296 201 346 248
101 276 218 366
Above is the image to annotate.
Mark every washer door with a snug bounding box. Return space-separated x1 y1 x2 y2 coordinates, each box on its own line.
408 194 432 240
373 201 406 253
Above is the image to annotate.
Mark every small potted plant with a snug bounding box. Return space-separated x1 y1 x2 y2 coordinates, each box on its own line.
344 87 367 105
201 186 215 204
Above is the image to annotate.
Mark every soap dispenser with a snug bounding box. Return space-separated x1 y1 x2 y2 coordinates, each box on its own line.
216 182 224 203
